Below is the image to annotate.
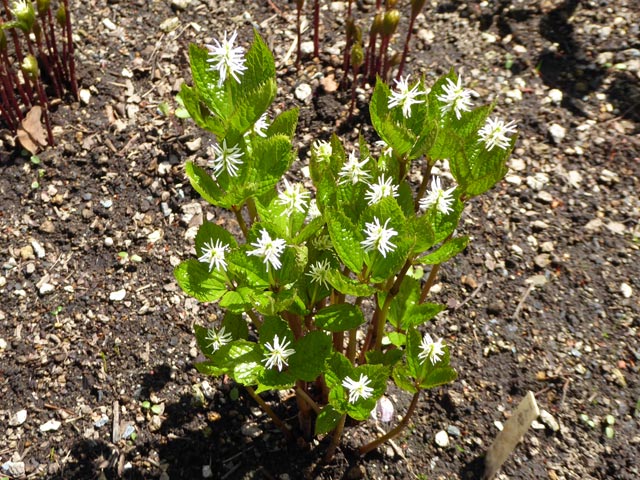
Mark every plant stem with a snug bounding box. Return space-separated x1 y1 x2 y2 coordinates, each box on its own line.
245 386 293 441
358 390 421 455
295 380 313 439
232 205 248 238
61 0 78 98
396 12 418 81
419 263 440 303
313 0 320 58
294 383 321 414
414 162 434 211
373 289 393 351
324 413 346 462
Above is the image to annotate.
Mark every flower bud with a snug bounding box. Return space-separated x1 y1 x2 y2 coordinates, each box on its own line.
36 0 50 16
11 0 36 32
382 9 401 36
411 0 427 15
21 54 39 79
389 51 402 67
351 43 364 68
56 3 66 27
371 13 384 35
386 0 399 8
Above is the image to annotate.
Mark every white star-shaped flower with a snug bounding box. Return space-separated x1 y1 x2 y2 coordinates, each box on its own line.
419 176 456 215
361 216 398 258
278 179 310 216
338 150 371 185
263 334 295 371
252 112 269 137
307 198 321 220
198 239 230 272
417 333 445 365
436 76 477 120
478 117 518 151
306 258 332 288
313 140 333 162
342 373 374 404
208 139 244 177
247 229 287 271
387 75 425 118
375 139 393 159
205 325 233 352
364 174 399 205
205 30 247 86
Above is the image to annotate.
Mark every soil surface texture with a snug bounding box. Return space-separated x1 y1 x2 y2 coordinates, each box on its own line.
1 1 639 479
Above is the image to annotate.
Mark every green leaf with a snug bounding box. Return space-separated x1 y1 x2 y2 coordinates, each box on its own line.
195 221 239 256
422 366 458 389
408 214 436 254
267 108 299 139
289 331 332 381
178 84 224 135
195 360 227 377
185 161 230 209
245 134 295 199
294 216 325 245
365 349 404 367
219 287 255 312
325 207 364 274
370 78 416 156
314 304 365 332
221 312 249 341
392 365 418 393
174 259 227 302
386 332 406 347
325 270 376 297
417 236 469 265
315 405 342 436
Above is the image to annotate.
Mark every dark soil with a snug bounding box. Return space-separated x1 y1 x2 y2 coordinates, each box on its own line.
1 1 639 479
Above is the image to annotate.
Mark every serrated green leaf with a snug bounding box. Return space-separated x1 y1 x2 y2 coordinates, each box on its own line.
369 79 416 156
245 134 294 199
289 331 332 381
421 366 458 389
314 304 365 332
365 349 403 367
325 270 376 297
294 216 325 245
218 287 255 312
185 161 231 209
392 365 418 393
267 108 299 139
315 405 342 436
195 360 227 377
417 236 469 265
174 259 228 302
409 214 436 254
386 332 406 347
221 312 249 341
195 221 239 257
325 207 364 274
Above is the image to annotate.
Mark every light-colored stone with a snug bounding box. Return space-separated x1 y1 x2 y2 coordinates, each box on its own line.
40 419 61 432
9 409 27 426
295 83 313 102
620 283 632 298
548 123 566 144
539 409 560 432
435 430 450 447
109 289 126 301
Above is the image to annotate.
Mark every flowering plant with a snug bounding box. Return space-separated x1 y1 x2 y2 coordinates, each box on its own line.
175 30 516 458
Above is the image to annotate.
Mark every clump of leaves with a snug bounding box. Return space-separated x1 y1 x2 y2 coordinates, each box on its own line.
175 30 517 459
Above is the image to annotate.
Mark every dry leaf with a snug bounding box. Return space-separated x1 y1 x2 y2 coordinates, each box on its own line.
17 106 48 154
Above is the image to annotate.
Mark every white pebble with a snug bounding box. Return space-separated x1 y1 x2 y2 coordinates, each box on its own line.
102 18 117 31
31 239 46 258
548 89 563 104
39 419 61 432
9 409 27 426
510 244 524 256
109 289 126 301
0 338 7 350
79 89 91 105
435 430 450 447
548 123 566 144
295 83 312 102
202 465 213 478
39 283 55 295
620 283 633 298
104 237 114 247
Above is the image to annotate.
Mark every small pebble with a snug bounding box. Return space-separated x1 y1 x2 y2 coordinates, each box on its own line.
9 409 27 426
539 409 560 432
548 123 566 144
435 430 450 447
547 89 563 104
202 465 213 478
40 419 61 432
104 237 114 247
620 283 632 298
295 83 312 102
447 425 461 437
109 289 126 301
31 239 46 258
1 461 25 477
39 283 55 295
241 422 263 438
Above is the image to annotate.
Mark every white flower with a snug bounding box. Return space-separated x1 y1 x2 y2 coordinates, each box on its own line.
375 139 393 159
436 76 477 119
198 239 230 272
364 174 399 205
208 139 244 177
361 216 398 258
419 176 456 215
306 258 332 288
278 179 310 216
478 117 518 151
205 30 247 86
313 140 332 162
263 334 295 371
307 198 321 220
205 325 233 352
247 229 287 271
417 333 445 365
342 373 374 404
388 75 424 118
338 150 371 185
252 112 269 137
